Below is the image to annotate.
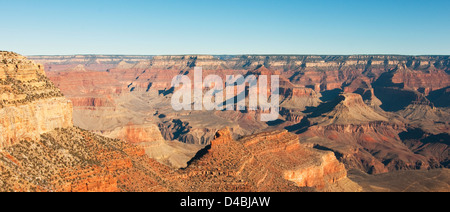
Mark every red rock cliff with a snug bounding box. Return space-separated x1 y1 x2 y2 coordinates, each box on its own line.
0 52 73 148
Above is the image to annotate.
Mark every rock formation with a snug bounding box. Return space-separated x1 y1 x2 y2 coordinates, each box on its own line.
295 93 447 174
1 52 367 192
23 54 450 191
0 52 72 148
36 54 449 130
0 52 176 191
35 54 449 94
101 123 204 168
175 128 361 192
0 127 177 192
348 169 450 192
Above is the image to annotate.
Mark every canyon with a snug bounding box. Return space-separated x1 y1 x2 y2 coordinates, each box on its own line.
31 55 450 172
0 51 364 192
0 52 448 192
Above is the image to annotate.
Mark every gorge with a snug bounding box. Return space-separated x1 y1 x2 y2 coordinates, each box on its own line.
0 52 448 192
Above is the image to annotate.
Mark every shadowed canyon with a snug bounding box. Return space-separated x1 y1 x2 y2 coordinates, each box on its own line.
0 52 448 192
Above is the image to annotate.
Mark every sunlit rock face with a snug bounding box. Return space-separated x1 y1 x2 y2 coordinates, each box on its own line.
0 52 73 147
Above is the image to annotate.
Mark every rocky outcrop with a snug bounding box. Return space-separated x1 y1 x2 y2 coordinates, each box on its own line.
296 93 447 174
35 54 450 93
45 70 123 112
157 119 217 145
427 86 450 107
348 169 450 192
391 66 450 95
308 93 389 125
0 127 176 192
27 55 154 72
300 122 432 174
46 71 123 96
32 54 450 177
176 128 360 191
100 123 203 168
0 52 73 148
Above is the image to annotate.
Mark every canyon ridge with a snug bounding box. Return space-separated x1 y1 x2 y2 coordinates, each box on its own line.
0 52 448 191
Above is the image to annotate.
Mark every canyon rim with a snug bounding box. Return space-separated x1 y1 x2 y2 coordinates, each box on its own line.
1 0 449 197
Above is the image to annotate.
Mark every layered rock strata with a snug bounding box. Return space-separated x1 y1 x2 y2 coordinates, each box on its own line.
0 52 72 148
1 52 363 192
175 128 360 191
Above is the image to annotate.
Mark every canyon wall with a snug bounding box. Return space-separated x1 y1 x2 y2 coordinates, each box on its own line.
0 52 73 148
297 93 448 174
1 52 366 191
174 128 361 191
31 54 450 175
32 54 450 93
0 52 448 191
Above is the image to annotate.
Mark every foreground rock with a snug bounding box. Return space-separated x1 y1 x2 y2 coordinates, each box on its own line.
295 93 448 173
176 128 361 192
348 168 450 192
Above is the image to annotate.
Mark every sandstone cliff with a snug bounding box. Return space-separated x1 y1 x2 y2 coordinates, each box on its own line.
0 52 73 148
30 54 450 178
35 54 450 143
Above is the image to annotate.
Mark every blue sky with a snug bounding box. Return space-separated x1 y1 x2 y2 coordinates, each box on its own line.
1 0 449 55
